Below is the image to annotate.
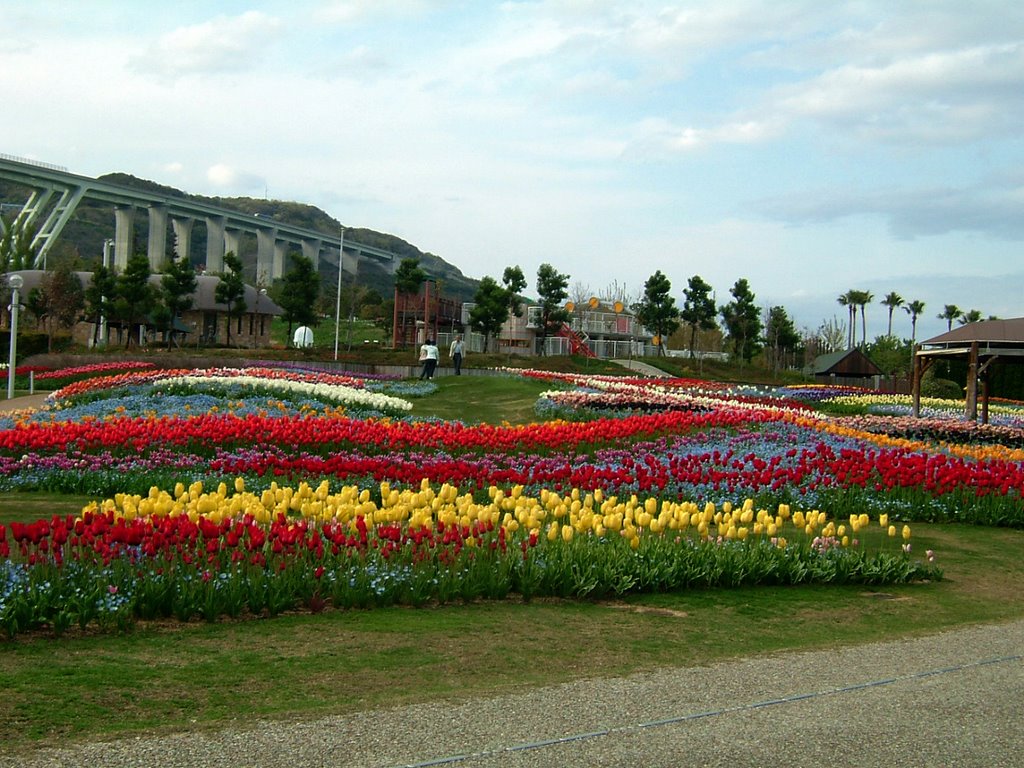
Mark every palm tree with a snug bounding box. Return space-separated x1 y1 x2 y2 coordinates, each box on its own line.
905 299 926 374
837 290 857 348
905 300 926 345
880 291 904 337
851 289 872 347
938 304 962 332
958 309 983 325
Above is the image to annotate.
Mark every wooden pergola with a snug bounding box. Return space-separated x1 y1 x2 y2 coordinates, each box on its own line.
912 318 1024 422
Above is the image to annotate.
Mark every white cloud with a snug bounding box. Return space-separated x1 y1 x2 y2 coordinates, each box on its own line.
313 0 445 25
131 11 283 78
206 164 265 193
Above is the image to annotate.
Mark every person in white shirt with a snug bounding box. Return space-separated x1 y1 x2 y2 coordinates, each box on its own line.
449 334 465 375
419 338 439 379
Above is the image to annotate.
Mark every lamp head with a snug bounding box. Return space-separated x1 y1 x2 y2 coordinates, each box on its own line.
8 274 23 290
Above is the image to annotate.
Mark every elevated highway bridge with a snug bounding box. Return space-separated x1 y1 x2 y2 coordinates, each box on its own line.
0 154 396 281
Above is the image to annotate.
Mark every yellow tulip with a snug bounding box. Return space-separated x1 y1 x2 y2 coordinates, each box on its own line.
902 525 912 541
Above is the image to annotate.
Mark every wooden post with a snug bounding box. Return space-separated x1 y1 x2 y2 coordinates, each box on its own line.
981 375 990 425
911 346 922 418
965 341 979 421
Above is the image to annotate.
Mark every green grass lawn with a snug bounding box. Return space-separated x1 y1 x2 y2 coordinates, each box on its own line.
2 374 1023 749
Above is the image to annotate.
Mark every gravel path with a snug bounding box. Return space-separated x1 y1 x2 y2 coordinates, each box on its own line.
4 619 1022 768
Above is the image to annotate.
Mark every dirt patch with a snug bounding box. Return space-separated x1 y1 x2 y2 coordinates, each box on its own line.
602 601 689 618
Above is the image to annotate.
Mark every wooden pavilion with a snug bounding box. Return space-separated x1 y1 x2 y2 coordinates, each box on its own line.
913 318 1024 423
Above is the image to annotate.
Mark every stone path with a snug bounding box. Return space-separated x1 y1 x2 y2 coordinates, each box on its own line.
3 619 1021 768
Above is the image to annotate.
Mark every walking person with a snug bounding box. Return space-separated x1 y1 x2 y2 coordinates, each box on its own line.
419 338 439 380
449 333 465 375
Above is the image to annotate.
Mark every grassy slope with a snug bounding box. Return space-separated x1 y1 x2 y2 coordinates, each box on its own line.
2 372 1023 749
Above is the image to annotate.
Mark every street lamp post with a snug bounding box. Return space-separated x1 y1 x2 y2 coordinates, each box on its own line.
7 274 24 400
257 287 267 347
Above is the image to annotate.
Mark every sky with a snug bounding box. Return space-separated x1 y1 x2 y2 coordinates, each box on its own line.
1 0 1022 343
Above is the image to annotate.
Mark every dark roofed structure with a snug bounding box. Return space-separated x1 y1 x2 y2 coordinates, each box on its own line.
913 317 1024 422
806 348 883 386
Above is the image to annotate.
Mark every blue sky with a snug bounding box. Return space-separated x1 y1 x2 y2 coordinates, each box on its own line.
2 0 1022 342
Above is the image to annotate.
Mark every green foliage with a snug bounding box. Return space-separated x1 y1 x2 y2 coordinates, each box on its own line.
633 270 679 355
720 278 762 362
112 254 156 348
83 264 117 346
763 305 800 373
159 256 198 348
922 375 963 400
502 265 526 318
276 253 321 338
0 216 40 271
214 252 247 346
864 334 913 377
680 274 718 358
535 263 570 352
393 257 426 295
468 276 510 352
937 303 962 331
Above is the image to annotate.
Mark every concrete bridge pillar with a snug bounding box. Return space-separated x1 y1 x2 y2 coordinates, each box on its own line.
205 216 225 274
302 239 321 272
224 228 243 265
171 217 194 263
113 205 135 270
272 240 287 281
147 204 168 269
256 227 277 282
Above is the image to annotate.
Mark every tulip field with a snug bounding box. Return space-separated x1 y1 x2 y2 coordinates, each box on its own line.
3 360 1022 638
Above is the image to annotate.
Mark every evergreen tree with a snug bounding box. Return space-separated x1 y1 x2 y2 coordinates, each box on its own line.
84 264 117 346
214 252 247 347
633 270 679 356
277 253 321 341
468 276 509 352
720 278 762 363
502 265 526 320
680 275 717 359
113 254 156 348
535 263 569 355
159 257 198 348
763 305 800 374
393 257 426 347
